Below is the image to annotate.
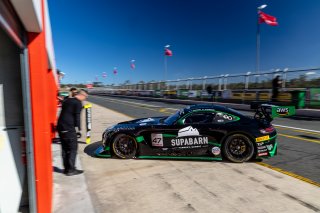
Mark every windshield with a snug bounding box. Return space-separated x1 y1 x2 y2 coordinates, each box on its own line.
164 109 183 125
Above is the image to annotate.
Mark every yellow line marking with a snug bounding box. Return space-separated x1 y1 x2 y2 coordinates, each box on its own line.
277 126 320 136
278 133 320 144
257 162 320 188
159 108 167 113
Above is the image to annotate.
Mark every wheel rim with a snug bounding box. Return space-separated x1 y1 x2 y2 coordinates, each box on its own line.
113 135 137 158
227 136 253 161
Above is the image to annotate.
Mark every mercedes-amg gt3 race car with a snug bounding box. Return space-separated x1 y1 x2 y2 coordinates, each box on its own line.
95 104 295 162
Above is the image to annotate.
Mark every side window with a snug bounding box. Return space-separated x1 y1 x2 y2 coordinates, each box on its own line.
184 113 215 124
213 112 237 124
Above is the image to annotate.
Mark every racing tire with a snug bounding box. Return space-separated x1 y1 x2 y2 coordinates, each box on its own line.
112 134 138 159
222 134 255 163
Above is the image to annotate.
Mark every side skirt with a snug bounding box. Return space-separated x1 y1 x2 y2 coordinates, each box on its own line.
138 156 222 161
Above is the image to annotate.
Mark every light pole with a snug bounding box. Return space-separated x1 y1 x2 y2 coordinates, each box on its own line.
224 74 229 90
256 4 267 74
245 72 251 90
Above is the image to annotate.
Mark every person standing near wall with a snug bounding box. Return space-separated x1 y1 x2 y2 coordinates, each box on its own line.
272 75 282 102
57 89 88 176
64 87 78 101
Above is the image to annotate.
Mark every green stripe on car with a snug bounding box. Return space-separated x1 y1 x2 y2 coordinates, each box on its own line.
136 136 145 143
138 156 222 161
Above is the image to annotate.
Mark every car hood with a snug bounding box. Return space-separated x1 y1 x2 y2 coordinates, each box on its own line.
117 116 166 126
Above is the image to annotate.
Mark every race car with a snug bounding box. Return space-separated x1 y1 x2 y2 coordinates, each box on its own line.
95 104 295 163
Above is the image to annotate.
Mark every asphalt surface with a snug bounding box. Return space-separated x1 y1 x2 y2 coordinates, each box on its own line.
88 95 320 184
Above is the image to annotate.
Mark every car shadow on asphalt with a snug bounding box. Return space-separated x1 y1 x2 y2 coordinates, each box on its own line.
83 141 102 157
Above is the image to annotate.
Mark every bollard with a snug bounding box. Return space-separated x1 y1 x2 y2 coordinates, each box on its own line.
84 104 92 144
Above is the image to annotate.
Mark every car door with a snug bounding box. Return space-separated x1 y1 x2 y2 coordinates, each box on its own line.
148 111 219 149
177 111 222 147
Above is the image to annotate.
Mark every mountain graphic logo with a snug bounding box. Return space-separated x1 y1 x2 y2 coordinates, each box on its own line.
178 126 200 137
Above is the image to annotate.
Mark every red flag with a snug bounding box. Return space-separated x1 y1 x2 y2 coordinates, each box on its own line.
259 11 278 26
130 60 135 69
165 48 173 56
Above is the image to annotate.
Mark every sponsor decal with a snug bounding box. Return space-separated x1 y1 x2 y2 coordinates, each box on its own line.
171 126 209 147
212 147 221 156
223 114 233 121
256 135 270 142
276 107 289 116
178 126 199 137
151 133 164 147
266 144 273 151
258 152 268 156
257 145 267 150
271 106 295 117
171 136 208 146
216 112 233 121
258 148 268 153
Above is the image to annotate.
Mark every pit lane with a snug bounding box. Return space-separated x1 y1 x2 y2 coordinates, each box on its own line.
88 95 320 185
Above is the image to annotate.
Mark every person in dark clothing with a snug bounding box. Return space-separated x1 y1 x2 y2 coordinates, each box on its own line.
57 89 88 176
272 75 282 102
63 87 78 101
206 85 213 101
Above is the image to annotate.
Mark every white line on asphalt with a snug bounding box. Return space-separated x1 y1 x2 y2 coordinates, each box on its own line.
273 124 320 133
93 96 320 133
94 96 179 111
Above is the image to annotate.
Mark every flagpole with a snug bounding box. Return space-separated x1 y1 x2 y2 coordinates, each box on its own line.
164 54 167 81
256 4 267 74
256 9 261 74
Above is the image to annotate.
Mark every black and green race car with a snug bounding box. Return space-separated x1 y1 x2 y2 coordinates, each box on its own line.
95 104 295 163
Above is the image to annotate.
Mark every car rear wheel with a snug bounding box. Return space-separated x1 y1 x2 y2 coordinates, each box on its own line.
112 134 138 159
222 134 254 163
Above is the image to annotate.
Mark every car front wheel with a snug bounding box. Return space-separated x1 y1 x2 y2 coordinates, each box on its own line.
112 134 138 159
222 134 255 163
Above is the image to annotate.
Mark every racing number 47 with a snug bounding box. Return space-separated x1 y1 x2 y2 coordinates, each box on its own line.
151 133 164 147
152 137 162 144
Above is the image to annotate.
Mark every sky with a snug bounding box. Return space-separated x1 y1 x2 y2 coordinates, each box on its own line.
48 0 320 85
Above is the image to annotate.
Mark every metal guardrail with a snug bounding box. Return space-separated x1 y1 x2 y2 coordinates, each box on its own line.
104 68 320 91
89 68 320 108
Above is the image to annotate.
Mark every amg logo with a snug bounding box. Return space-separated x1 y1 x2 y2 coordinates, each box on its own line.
276 108 289 115
171 137 208 146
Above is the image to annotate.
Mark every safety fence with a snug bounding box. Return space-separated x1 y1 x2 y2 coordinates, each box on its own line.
90 68 320 108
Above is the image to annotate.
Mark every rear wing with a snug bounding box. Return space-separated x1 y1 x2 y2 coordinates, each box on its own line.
250 102 296 122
